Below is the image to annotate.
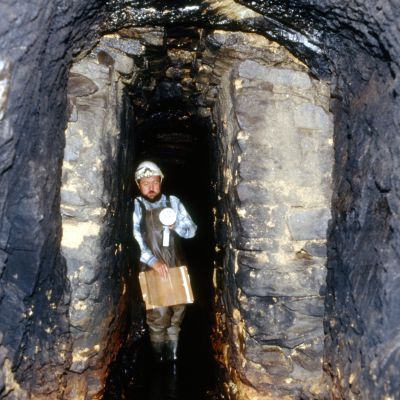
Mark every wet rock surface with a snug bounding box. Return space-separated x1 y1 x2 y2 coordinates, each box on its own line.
324 40 400 400
61 37 141 398
0 0 399 399
203 31 333 398
0 1 105 398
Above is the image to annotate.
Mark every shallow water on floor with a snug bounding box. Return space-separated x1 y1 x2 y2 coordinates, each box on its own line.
104 302 218 400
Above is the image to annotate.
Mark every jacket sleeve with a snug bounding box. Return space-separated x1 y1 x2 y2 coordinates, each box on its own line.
171 196 197 239
133 199 157 267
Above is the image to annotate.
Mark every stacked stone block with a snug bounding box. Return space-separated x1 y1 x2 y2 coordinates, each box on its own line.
60 37 139 398
206 32 333 399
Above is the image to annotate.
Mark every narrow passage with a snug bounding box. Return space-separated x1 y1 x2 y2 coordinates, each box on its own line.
104 113 218 399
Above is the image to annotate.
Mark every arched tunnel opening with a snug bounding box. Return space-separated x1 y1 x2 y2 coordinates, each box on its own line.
1 2 400 400
60 25 333 399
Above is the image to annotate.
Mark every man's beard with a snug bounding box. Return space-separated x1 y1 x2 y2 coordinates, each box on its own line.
143 192 161 202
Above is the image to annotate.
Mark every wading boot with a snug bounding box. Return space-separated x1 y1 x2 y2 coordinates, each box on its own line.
151 341 165 363
165 340 178 362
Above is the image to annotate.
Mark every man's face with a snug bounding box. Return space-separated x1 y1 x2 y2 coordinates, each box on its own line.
138 175 162 201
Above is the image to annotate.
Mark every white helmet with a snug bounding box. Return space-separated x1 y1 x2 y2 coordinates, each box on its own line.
135 161 164 183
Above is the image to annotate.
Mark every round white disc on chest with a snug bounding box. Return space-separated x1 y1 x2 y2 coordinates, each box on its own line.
159 207 177 226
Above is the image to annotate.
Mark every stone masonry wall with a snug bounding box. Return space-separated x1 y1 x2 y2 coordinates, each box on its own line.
1 1 399 398
60 36 140 399
203 31 333 399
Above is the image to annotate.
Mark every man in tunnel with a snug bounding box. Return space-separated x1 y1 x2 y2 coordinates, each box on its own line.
133 161 197 362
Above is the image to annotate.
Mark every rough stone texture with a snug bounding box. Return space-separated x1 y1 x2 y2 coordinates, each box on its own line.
203 31 333 399
103 0 329 76
223 5 400 396
0 1 399 399
324 35 400 400
0 60 11 122
0 1 106 398
61 37 138 398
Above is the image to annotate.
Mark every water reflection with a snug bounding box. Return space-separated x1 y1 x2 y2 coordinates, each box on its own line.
105 302 217 400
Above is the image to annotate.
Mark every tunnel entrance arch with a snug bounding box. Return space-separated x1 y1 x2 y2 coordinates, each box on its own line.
1 2 399 400
60 26 334 399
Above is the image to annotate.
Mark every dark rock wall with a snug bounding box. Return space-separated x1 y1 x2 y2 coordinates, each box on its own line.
0 1 107 398
325 40 400 399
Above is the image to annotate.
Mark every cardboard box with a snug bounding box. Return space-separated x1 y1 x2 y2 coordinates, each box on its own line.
139 266 194 310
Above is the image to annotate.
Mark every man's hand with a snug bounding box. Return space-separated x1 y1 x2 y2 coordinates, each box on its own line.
153 260 169 279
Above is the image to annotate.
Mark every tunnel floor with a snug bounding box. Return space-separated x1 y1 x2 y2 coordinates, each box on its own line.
104 301 218 400
104 174 218 399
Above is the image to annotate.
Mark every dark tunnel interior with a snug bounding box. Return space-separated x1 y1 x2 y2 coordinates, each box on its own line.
104 90 217 399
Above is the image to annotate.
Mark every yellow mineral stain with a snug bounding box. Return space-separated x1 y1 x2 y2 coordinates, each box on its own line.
62 160 74 170
62 221 100 249
266 220 275 228
61 181 78 193
237 208 247 218
234 78 243 90
237 130 249 141
233 249 239 274
223 343 229 366
72 349 89 364
91 207 105 217
73 301 87 311
233 308 242 324
256 252 269 264
4 358 28 399
208 3 261 21
224 168 232 193
213 268 218 287
104 33 119 39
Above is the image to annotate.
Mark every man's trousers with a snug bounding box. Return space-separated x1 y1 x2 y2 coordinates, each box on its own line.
146 304 186 343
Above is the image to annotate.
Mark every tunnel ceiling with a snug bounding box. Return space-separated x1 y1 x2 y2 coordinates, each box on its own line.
102 0 331 77
99 0 400 78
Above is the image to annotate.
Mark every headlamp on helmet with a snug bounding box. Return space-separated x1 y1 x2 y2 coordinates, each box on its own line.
135 161 164 183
